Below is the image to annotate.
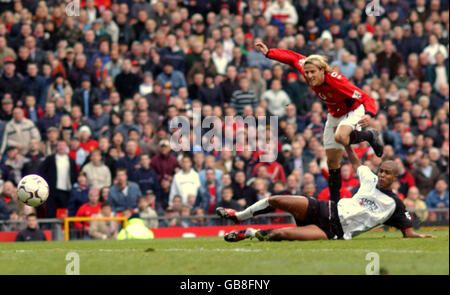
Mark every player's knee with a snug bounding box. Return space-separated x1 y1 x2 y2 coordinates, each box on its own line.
268 195 282 208
334 133 348 145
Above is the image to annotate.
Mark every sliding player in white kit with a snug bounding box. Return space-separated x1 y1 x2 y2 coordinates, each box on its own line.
217 145 434 241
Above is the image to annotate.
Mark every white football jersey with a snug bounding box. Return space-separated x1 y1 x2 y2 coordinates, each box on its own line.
337 166 397 240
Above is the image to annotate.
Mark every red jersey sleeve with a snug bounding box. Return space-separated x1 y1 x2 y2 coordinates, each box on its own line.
326 74 378 117
266 49 306 72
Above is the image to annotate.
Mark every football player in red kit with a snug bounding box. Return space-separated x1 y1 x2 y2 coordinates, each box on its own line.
254 41 384 203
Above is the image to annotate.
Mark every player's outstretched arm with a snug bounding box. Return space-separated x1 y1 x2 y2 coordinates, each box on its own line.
345 145 361 172
401 227 435 238
255 41 306 68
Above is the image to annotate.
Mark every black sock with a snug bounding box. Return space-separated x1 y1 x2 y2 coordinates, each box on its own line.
349 130 373 144
259 229 273 236
328 168 342 203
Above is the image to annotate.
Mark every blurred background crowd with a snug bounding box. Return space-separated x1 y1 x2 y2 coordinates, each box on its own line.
0 0 448 238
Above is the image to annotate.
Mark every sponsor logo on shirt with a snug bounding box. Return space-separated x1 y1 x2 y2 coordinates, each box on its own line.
359 198 379 213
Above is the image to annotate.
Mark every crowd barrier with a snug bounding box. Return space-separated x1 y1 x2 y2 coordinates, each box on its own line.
0 209 448 242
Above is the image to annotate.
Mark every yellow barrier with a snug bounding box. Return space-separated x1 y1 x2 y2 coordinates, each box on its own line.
64 217 128 241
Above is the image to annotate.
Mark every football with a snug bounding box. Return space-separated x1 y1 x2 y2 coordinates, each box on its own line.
17 174 49 207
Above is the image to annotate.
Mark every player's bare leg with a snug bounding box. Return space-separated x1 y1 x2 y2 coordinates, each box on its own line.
326 148 344 203
267 195 309 221
217 195 310 223
219 195 321 242
255 225 328 241
336 124 384 157
334 125 354 146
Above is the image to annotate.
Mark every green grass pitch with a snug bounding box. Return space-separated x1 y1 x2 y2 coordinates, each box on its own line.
0 229 448 275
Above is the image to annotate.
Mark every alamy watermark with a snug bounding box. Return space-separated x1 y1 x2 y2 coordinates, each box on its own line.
65 251 80 275
365 252 380 275
169 107 279 162
65 0 80 17
365 0 382 16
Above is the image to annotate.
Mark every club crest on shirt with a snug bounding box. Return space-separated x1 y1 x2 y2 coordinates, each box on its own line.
318 92 327 101
352 90 362 99
298 59 305 67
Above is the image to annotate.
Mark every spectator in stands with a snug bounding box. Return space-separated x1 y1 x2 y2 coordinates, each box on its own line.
67 173 90 217
301 181 317 199
0 180 18 216
376 38 404 80
230 76 257 116
0 197 9 221
261 79 291 117
0 0 447 225
46 73 73 103
22 94 44 122
394 157 416 197
114 58 141 99
194 167 223 215
307 161 328 194
108 167 142 213
3 145 27 185
1 107 41 155
37 101 60 141
0 37 16 68
85 103 109 139
231 170 255 208
21 138 44 176
72 75 102 119
68 135 88 172
0 95 14 122
116 139 140 182
426 179 449 221
156 59 187 96
114 110 139 142
169 156 200 206
137 195 158 229
39 139 77 218
219 65 239 105
404 186 428 223
14 213 47 242
150 140 178 180
135 153 160 197
89 201 119 240
198 73 224 107
0 56 26 103
413 152 441 196
73 187 102 238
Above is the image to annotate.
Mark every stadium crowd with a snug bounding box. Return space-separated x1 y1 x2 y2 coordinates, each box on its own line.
0 0 449 238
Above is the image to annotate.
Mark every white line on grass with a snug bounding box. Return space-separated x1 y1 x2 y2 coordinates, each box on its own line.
0 248 446 254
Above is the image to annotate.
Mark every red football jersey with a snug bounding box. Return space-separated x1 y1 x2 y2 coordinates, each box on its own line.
266 49 377 118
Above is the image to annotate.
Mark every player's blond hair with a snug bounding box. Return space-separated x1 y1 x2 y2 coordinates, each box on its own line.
304 55 333 73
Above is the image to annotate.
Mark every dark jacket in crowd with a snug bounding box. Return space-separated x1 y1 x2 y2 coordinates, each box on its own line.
412 163 441 196
72 87 102 118
15 227 47 242
24 75 47 107
198 85 225 106
135 167 161 198
67 183 90 217
21 152 45 176
116 155 141 182
0 73 27 103
37 115 60 140
219 78 239 104
114 71 141 99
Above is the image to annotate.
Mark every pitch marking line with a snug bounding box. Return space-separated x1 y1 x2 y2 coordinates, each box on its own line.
1 248 447 254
